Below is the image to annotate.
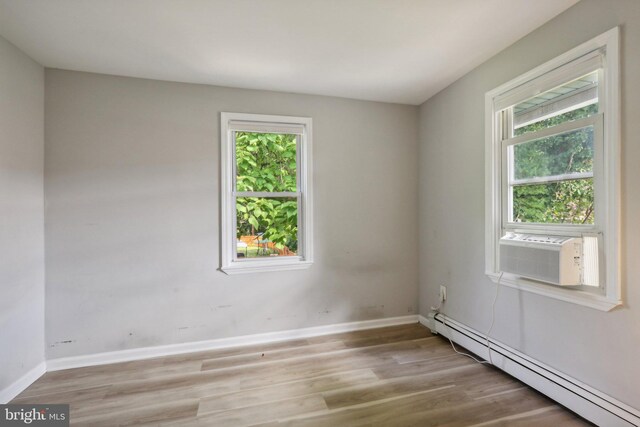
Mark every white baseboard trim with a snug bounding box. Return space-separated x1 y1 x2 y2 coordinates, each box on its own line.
418 314 640 427
0 362 46 404
47 315 419 372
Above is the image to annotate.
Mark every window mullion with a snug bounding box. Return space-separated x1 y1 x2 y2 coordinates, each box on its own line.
235 191 300 198
502 114 600 147
511 171 594 186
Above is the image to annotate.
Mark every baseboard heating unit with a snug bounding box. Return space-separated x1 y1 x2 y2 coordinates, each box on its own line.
420 313 640 427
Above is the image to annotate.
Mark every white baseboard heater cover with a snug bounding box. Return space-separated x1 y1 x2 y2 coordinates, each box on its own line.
426 314 640 427
500 233 583 286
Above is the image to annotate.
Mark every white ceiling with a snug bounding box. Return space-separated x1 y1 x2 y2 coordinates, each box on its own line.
0 0 578 105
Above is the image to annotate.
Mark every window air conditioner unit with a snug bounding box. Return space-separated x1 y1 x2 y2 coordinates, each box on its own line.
499 233 583 286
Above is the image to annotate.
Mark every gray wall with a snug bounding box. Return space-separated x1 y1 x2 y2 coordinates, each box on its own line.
44 70 419 359
0 37 45 390
418 0 640 409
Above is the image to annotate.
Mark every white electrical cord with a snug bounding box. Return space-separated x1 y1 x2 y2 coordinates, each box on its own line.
440 312 491 365
484 271 503 365
432 272 503 366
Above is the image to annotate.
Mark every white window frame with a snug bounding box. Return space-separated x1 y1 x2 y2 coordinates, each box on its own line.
485 27 621 311
220 112 313 274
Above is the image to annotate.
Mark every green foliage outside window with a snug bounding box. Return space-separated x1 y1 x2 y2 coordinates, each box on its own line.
235 132 298 251
512 104 598 224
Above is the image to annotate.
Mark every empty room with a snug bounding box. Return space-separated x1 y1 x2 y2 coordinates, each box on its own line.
1 0 639 425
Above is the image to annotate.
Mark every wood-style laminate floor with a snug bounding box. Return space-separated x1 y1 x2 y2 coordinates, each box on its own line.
13 323 592 426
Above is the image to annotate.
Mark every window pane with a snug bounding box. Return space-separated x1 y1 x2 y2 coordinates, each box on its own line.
235 132 297 192
512 178 594 224
236 197 298 258
514 71 599 136
512 125 594 180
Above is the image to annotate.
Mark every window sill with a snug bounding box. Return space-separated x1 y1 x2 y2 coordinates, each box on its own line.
221 259 313 275
486 272 621 312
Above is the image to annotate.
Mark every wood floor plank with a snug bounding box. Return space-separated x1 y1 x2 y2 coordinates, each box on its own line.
268 387 579 427
10 384 111 405
365 388 581 427
372 349 478 379
305 323 432 347
322 364 484 409
198 369 379 414
469 406 594 427
71 398 199 427
200 338 425 373
200 340 347 371
75 369 377 421
256 386 470 427
10 323 591 426
390 341 464 364
163 395 328 427
159 338 312 365
19 359 202 397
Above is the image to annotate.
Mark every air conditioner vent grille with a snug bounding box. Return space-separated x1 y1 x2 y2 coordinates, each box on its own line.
499 234 582 286
500 244 561 285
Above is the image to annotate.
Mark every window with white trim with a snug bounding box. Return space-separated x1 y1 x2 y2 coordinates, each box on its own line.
485 28 620 310
220 113 313 274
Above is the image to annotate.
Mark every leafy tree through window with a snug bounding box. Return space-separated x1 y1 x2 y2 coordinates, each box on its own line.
235 132 298 255
511 104 598 224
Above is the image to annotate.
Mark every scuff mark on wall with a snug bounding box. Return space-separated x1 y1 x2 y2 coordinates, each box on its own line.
266 314 298 321
50 339 75 348
359 305 385 320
